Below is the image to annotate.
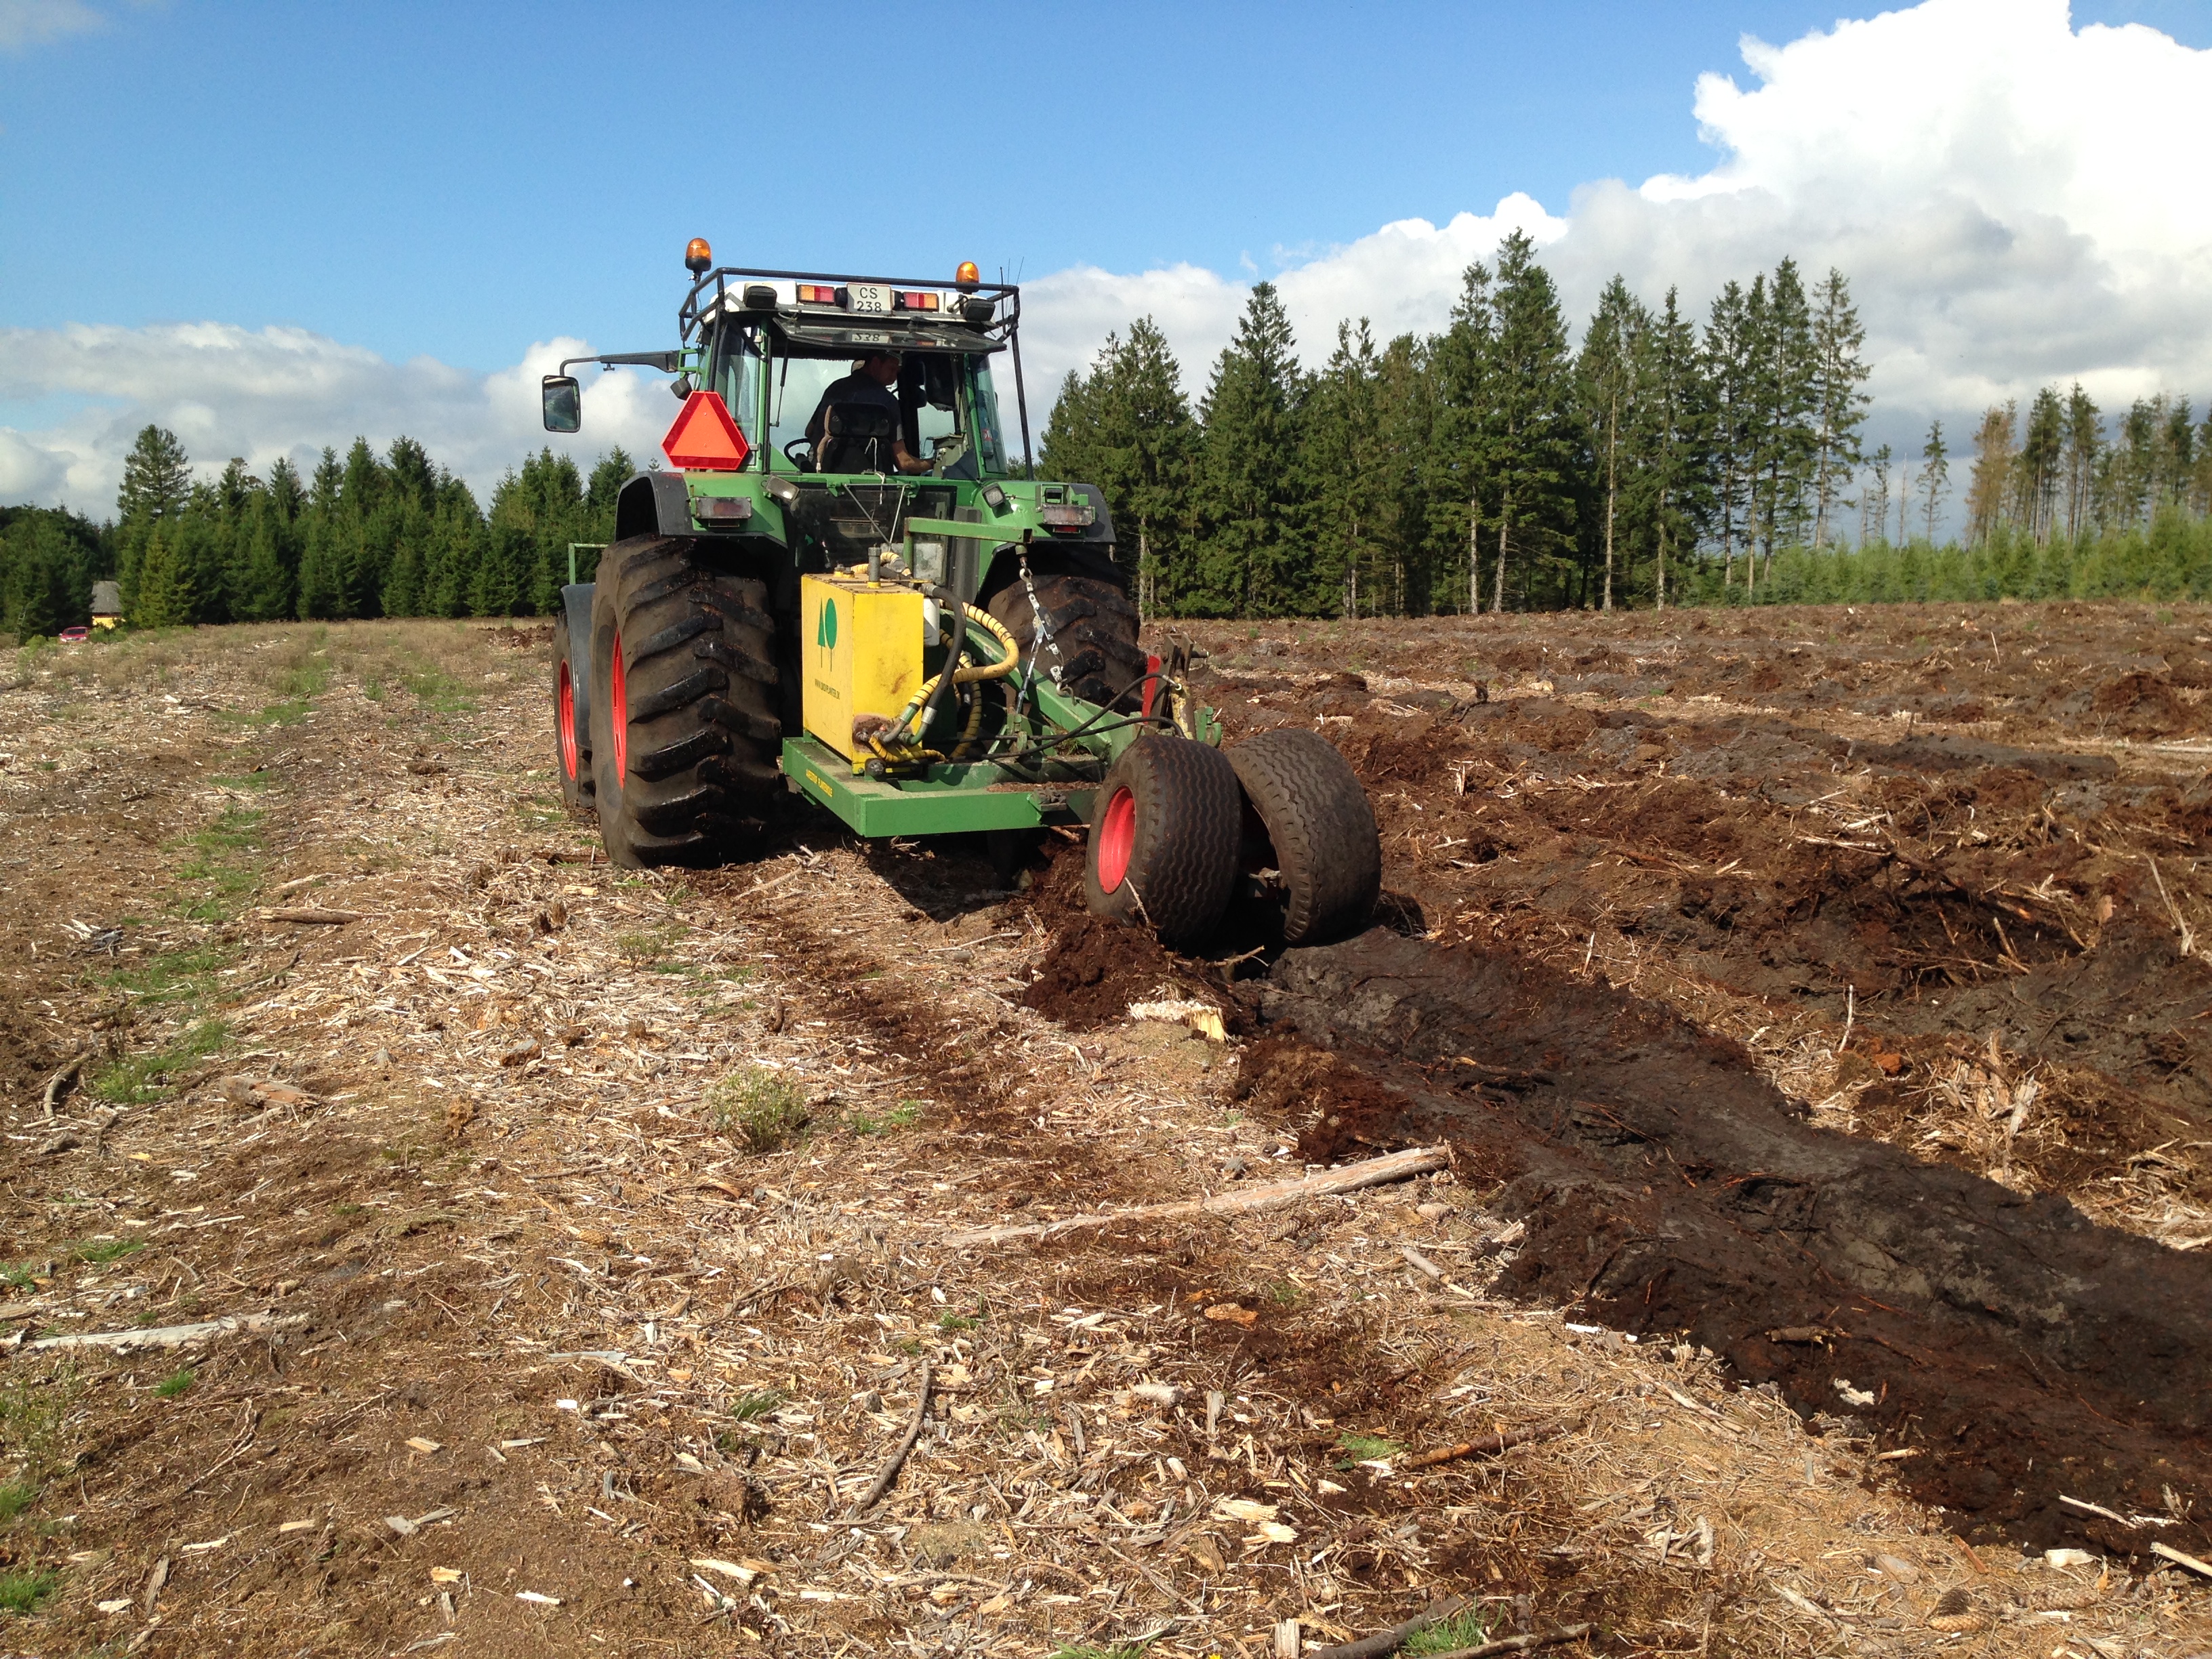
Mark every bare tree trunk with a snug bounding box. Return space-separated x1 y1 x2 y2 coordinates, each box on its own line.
1492 491 1512 614
1656 491 1667 612
1601 397 1617 611
1467 492 1480 617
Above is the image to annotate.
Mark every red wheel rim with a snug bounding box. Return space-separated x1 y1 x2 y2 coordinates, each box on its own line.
610 627 628 783
1096 785 1136 892
557 659 578 780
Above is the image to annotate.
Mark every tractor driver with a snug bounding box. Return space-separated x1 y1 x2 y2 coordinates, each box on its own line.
806 350 931 475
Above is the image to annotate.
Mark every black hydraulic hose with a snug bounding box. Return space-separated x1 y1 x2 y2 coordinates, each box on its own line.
910 585 968 749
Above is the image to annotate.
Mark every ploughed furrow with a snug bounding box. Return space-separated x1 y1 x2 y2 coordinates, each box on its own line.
1236 926 2212 1558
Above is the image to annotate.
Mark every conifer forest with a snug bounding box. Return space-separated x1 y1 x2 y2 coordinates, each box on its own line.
7 232 2212 639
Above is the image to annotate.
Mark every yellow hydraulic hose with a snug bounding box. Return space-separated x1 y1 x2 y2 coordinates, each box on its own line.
887 603 1019 741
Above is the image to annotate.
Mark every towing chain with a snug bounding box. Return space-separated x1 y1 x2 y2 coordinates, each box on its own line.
1016 552 1067 690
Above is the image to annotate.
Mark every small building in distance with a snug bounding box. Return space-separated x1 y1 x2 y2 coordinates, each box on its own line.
90 580 123 630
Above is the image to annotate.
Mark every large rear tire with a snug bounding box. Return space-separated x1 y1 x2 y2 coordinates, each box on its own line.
984 548 1148 710
552 595 594 813
1083 734 1242 949
1227 728 1380 945
587 535 783 867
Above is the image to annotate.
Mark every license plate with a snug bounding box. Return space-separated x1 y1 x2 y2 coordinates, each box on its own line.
847 283 890 313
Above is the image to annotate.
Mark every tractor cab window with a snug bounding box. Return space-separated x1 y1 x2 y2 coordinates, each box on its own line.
764 347 1006 478
708 325 766 445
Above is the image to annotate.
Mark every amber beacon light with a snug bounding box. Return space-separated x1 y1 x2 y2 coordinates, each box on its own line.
685 237 714 274
955 261 980 291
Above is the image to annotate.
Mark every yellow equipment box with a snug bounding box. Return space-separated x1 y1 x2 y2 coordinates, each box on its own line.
800 573 925 763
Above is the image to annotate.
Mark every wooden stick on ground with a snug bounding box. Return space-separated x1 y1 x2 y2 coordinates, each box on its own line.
1399 1416 1582 1471
1421 1624 1594 1659
19 1311 307 1354
940 1145 1449 1247
1306 1596 1472 1659
262 906 366 925
846 1361 931 1517
42 1052 87 1120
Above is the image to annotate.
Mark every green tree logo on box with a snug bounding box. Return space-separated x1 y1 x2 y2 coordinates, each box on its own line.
816 597 838 654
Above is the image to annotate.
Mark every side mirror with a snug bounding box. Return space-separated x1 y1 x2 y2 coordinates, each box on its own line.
541 375 581 434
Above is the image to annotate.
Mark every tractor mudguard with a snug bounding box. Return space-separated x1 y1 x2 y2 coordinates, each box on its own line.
613 472 697 541
560 581 596 743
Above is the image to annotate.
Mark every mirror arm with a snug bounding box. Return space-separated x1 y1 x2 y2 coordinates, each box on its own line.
558 350 683 377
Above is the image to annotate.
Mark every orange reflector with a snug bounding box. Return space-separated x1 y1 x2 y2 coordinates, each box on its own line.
955 261 980 291
685 237 713 274
662 390 750 472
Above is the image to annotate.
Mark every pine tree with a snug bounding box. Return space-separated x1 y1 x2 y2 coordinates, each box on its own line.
1578 275 1650 609
1807 268 1870 548
1195 283 1306 616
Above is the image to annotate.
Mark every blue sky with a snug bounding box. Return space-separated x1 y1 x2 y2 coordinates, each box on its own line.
3 0 2195 371
4 0 2210 516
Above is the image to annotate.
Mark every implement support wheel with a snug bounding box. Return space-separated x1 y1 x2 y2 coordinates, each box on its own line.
1227 727 1380 945
1084 734 1242 949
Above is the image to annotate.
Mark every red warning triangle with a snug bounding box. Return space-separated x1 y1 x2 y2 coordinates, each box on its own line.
661 390 751 471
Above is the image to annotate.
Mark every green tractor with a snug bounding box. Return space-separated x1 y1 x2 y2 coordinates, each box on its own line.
542 239 1379 949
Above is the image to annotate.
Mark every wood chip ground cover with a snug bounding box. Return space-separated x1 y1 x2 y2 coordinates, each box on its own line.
0 611 2203 1658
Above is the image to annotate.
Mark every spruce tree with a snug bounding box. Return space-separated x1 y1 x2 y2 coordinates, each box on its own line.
1703 281 1754 592
1920 421 1950 544
1428 262 1496 615
1637 287 1715 607
1807 268 1870 548
133 525 199 628
1578 275 1650 609
1965 405 2015 545
1477 231 1578 612
117 425 192 525
1303 320 1387 618
234 498 294 621
2062 385 2101 541
1195 283 1305 617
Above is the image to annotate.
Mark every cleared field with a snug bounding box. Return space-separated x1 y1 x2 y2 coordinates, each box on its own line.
0 607 2206 1659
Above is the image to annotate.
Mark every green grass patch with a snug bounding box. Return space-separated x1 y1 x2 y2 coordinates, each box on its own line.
0 1568 58 1614
91 1017 229 1105
155 1367 196 1399
729 1389 785 1422
0 1478 38 1523
1336 1433 1404 1465
936 1311 979 1332
399 665 476 714
847 1102 921 1136
173 802 268 920
102 939 238 1006
707 1067 808 1153
226 652 331 726
68 1239 143 1267
1407 1610 1490 1655
0 1263 32 1292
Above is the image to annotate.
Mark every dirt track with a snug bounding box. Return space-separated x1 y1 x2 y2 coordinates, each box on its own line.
2 606 2210 1658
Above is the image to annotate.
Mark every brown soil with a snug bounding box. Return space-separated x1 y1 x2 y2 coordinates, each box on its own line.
4 608 2210 1659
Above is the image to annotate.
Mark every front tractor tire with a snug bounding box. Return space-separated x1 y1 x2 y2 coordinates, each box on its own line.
1226 727 1380 945
587 535 784 867
1084 734 1242 949
985 548 1149 710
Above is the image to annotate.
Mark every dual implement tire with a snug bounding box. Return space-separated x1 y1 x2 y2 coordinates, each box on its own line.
552 586 595 813
1084 727 1378 950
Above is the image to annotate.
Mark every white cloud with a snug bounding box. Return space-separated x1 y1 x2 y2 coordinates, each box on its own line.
1018 0 2212 443
0 0 105 51
0 323 679 516
7 0 2209 516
